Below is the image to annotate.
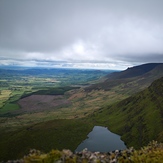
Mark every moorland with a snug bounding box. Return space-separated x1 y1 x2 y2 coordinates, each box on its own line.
0 63 163 161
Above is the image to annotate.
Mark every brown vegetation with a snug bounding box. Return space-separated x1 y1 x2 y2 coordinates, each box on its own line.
18 95 71 113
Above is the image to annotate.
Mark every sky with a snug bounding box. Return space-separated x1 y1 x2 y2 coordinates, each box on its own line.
0 0 163 70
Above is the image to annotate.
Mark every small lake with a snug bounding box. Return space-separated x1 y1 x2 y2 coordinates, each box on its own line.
75 126 126 152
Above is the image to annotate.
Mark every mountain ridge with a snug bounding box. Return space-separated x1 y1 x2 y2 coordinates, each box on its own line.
85 63 163 94
106 63 163 79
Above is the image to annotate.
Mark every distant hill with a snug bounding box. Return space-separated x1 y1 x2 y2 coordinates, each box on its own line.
106 63 163 79
85 63 163 95
93 76 163 148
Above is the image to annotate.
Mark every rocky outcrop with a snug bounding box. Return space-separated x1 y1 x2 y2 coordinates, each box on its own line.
4 141 163 163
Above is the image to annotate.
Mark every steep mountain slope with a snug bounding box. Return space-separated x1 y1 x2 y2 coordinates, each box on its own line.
93 76 163 148
85 63 163 95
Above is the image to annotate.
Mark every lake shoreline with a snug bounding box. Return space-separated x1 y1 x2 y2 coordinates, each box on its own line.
75 126 126 152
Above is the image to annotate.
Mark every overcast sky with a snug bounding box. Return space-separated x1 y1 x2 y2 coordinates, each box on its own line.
0 0 163 70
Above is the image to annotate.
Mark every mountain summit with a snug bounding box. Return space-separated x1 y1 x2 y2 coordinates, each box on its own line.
107 63 163 79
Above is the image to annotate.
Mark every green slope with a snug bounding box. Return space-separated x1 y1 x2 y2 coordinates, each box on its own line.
0 118 94 161
92 76 163 148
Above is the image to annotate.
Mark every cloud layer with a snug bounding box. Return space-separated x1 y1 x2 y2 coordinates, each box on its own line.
0 0 163 69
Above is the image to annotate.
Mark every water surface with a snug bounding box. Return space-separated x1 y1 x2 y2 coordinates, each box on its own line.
76 126 126 152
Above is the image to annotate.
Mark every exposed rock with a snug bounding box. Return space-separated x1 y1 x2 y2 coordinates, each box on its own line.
3 141 163 163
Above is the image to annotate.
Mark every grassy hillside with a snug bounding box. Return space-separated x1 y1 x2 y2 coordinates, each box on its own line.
0 118 94 161
92 76 163 148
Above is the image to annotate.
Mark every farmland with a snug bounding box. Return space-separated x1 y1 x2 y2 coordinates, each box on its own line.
0 67 112 115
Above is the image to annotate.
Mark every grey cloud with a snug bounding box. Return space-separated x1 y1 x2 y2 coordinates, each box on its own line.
0 0 163 69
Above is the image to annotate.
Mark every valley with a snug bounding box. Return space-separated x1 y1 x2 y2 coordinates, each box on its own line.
0 63 163 161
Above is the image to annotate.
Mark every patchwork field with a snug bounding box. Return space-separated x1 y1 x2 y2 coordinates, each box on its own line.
0 90 11 108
